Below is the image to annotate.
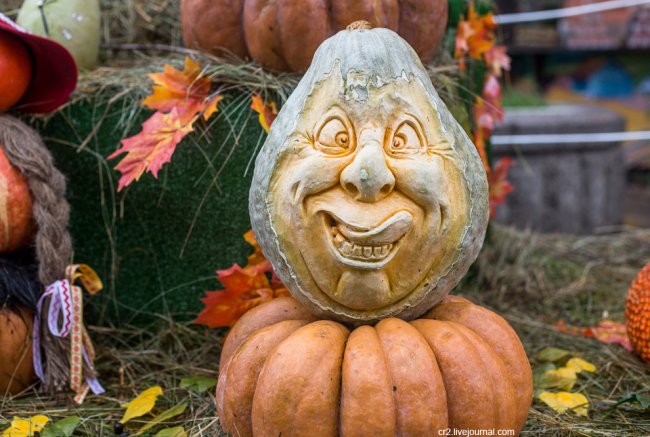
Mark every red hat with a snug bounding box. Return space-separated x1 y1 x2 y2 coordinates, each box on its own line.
0 13 77 113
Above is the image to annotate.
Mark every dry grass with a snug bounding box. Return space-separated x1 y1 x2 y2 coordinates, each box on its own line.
1 225 649 436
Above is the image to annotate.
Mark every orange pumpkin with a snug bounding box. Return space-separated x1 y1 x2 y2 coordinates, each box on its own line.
0 145 34 253
0 307 35 395
0 31 32 112
625 261 650 362
180 0 448 72
216 296 533 436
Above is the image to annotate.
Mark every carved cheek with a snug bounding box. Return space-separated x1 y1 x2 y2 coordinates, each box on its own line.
283 152 352 207
390 156 449 212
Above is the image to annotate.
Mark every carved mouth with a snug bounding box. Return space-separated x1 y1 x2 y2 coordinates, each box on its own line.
323 210 413 269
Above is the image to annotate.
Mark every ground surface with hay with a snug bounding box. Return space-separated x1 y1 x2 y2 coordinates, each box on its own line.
2 225 649 436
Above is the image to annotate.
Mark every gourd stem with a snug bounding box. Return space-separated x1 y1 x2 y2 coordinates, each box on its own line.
347 21 372 30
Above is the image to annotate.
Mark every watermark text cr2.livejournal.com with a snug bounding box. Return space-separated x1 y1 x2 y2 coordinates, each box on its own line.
438 429 515 436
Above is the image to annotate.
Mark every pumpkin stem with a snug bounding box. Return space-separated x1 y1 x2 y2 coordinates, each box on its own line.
347 21 372 30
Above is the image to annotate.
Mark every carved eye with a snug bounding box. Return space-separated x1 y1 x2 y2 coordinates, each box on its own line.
316 117 353 156
387 121 422 157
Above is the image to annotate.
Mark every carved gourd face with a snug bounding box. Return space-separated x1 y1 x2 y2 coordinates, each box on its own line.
270 72 464 310
250 26 488 323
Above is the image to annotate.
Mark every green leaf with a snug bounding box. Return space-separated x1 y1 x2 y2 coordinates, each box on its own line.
537 347 571 362
136 402 188 436
533 362 556 387
41 416 81 437
180 375 217 394
637 394 650 409
627 393 650 409
155 426 187 437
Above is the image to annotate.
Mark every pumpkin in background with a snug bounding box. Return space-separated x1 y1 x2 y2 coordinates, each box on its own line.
216 296 533 436
17 0 101 70
0 307 35 395
180 0 448 72
0 31 32 112
249 24 488 325
0 146 34 253
625 261 650 362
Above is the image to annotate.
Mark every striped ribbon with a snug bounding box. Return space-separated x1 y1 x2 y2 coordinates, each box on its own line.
33 264 105 404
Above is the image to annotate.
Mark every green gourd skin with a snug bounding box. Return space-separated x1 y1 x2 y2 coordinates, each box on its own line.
17 0 100 70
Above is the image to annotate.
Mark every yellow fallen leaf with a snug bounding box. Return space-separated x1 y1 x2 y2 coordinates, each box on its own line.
2 416 49 437
539 391 589 416
566 357 596 373
121 386 164 424
539 366 578 390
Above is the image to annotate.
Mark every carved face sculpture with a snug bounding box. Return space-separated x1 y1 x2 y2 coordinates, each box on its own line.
250 26 488 324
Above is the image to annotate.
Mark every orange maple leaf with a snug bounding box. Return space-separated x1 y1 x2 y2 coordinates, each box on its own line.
458 4 496 61
488 157 513 218
108 109 193 191
194 263 289 328
251 94 278 133
142 57 221 124
243 229 267 267
455 3 501 68
194 230 290 328
194 265 274 328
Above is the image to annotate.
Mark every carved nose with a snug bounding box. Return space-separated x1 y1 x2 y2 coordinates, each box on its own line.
340 142 395 202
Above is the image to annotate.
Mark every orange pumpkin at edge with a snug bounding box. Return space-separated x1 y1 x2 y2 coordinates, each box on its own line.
180 0 449 72
0 306 36 395
215 295 533 436
625 261 650 362
0 31 33 112
0 145 34 253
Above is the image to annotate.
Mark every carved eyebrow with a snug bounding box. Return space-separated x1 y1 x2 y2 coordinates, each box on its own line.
397 113 427 146
313 106 355 138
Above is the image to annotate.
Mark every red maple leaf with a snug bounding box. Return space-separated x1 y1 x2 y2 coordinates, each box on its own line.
554 320 633 352
108 109 193 191
484 45 511 77
110 57 223 191
488 157 514 218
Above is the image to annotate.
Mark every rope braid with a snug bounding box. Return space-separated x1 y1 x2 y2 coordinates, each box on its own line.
0 114 72 393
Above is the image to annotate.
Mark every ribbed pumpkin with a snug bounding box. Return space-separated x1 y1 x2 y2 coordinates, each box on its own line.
0 145 34 253
180 0 448 72
216 296 533 436
0 307 35 395
625 261 650 362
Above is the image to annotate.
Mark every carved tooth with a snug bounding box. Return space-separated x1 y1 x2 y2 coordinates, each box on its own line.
352 244 362 257
363 246 372 258
341 242 352 255
334 233 345 244
373 247 382 257
388 243 394 251
381 245 388 255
